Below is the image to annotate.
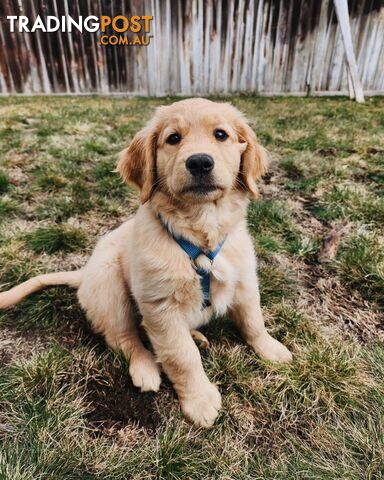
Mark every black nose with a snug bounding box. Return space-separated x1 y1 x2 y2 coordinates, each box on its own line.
186 154 214 176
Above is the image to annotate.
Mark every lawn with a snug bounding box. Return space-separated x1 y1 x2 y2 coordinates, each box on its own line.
0 95 383 479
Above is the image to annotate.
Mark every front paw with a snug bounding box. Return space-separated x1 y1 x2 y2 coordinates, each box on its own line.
251 333 292 363
129 350 162 392
180 381 222 428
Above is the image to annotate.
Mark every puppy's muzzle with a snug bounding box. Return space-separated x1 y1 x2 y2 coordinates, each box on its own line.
186 154 214 177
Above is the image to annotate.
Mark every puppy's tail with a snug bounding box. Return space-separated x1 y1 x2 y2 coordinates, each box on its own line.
0 270 83 309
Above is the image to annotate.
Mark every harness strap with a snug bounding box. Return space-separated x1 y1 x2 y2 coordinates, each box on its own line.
158 214 226 308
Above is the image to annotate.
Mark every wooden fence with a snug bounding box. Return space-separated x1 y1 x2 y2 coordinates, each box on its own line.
0 0 383 96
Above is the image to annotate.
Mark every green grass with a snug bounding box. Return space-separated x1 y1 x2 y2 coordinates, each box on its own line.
0 95 383 479
93 158 131 198
248 199 300 255
335 233 384 308
0 198 17 222
258 264 297 306
0 287 82 331
36 182 93 222
0 170 10 195
34 168 67 192
280 157 320 194
25 225 86 254
248 199 318 259
311 185 384 223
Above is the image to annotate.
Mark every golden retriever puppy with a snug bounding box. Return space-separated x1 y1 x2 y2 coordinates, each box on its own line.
0 98 292 427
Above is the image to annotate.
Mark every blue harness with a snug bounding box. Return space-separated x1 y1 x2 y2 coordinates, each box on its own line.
158 215 226 308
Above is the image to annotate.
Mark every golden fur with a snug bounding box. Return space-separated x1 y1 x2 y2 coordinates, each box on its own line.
0 98 291 428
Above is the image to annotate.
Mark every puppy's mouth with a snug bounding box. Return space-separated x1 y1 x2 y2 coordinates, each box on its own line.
181 184 222 195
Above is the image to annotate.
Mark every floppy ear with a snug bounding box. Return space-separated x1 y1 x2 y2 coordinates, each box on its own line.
117 125 157 203
236 121 268 198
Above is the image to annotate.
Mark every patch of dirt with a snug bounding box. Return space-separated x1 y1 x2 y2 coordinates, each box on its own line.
0 326 49 364
45 253 88 272
85 364 164 435
55 309 102 351
317 223 352 263
299 265 384 343
7 166 30 185
261 162 384 343
316 147 337 157
0 289 102 364
231 399 302 457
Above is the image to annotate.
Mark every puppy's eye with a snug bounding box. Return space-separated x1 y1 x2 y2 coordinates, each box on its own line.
214 129 228 141
166 133 181 145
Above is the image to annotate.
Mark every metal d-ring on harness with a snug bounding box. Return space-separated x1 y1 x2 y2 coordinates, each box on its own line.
158 215 226 308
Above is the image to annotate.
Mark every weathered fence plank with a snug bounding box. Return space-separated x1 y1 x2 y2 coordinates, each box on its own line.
0 0 382 95
334 0 364 101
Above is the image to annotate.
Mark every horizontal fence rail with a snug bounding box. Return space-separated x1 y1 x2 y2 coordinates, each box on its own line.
0 0 383 95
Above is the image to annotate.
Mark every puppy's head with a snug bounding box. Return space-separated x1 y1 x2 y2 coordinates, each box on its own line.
118 98 267 203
